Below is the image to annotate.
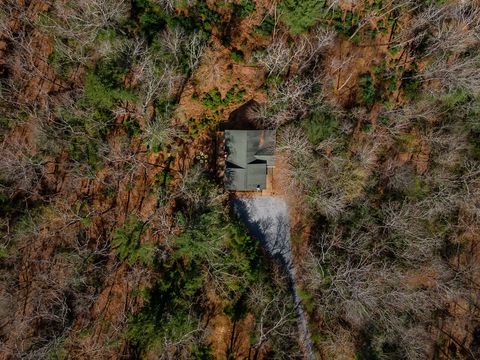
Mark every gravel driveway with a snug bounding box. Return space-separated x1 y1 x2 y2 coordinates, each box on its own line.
233 196 292 268
233 196 315 359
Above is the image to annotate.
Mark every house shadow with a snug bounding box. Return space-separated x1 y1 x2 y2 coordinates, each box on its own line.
221 99 262 130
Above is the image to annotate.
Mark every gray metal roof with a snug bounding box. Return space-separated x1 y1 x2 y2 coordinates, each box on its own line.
224 130 275 191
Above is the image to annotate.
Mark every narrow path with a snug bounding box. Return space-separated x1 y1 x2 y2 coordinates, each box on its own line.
233 196 315 360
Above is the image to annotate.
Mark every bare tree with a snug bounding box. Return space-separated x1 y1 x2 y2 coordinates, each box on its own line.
256 77 315 128
246 281 298 359
129 28 205 114
159 28 206 72
255 37 292 77
133 54 179 114
41 0 130 64
423 55 480 96
403 2 480 57
294 27 336 73
255 27 335 77
143 113 178 151
156 0 198 13
0 139 45 198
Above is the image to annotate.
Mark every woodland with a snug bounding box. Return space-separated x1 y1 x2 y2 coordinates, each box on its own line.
0 0 479 359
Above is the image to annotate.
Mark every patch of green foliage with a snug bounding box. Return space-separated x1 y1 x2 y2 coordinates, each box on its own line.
201 87 246 110
302 109 339 144
94 55 131 88
186 117 206 137
231 49 245 62
0 245 8 260
358 73 378 107
59 74 125 169
135 0 221 42
366 0 384 11
124 118 141 137
201 89 223 109
127 175 264 356
255 14 275 36
0 115 12 132
45 338 68 360
327 5 393 42
59 55 138 169
329 9 359 37
233 0 256 19
66 137 102 170
112 215 155 266
369 62 399 100
82 61 135 111
400 69 421 101
128 304 199 354
132 0 168 42
405 176 429 200
47 46 75 79
279 0 324 34
437 89 470 110
191 345 215 359
388 44 401 56
187 1 222 32
0 192 13 217
395 133 416 152
132 0 221 43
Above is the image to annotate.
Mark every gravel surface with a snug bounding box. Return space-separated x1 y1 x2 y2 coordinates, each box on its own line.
233 196 292 268
233 196 315 359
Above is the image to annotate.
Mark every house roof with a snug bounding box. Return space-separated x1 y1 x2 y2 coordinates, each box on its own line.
224 130 276 191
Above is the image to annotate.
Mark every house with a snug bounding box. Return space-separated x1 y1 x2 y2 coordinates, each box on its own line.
224 129 276 191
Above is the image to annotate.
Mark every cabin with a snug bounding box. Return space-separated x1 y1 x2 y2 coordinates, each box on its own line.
224 129 276 191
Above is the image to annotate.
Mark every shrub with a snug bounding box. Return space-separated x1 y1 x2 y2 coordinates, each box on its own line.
95 56 131 88
302 109 339 144
132 0 168 42
401 70 421 100
329 8 359 37
82 72 136 111
166 1 221 34
67 137 102 170
192 1 221 32
127 304 200 354
202 88 222 109
358 73 378 107
231 49 244 62
112 215 155 266
191 345 214 359
124 118 141 137
255 14 275 36
201 86 245 110
279 0 324 34
233 0 256 19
